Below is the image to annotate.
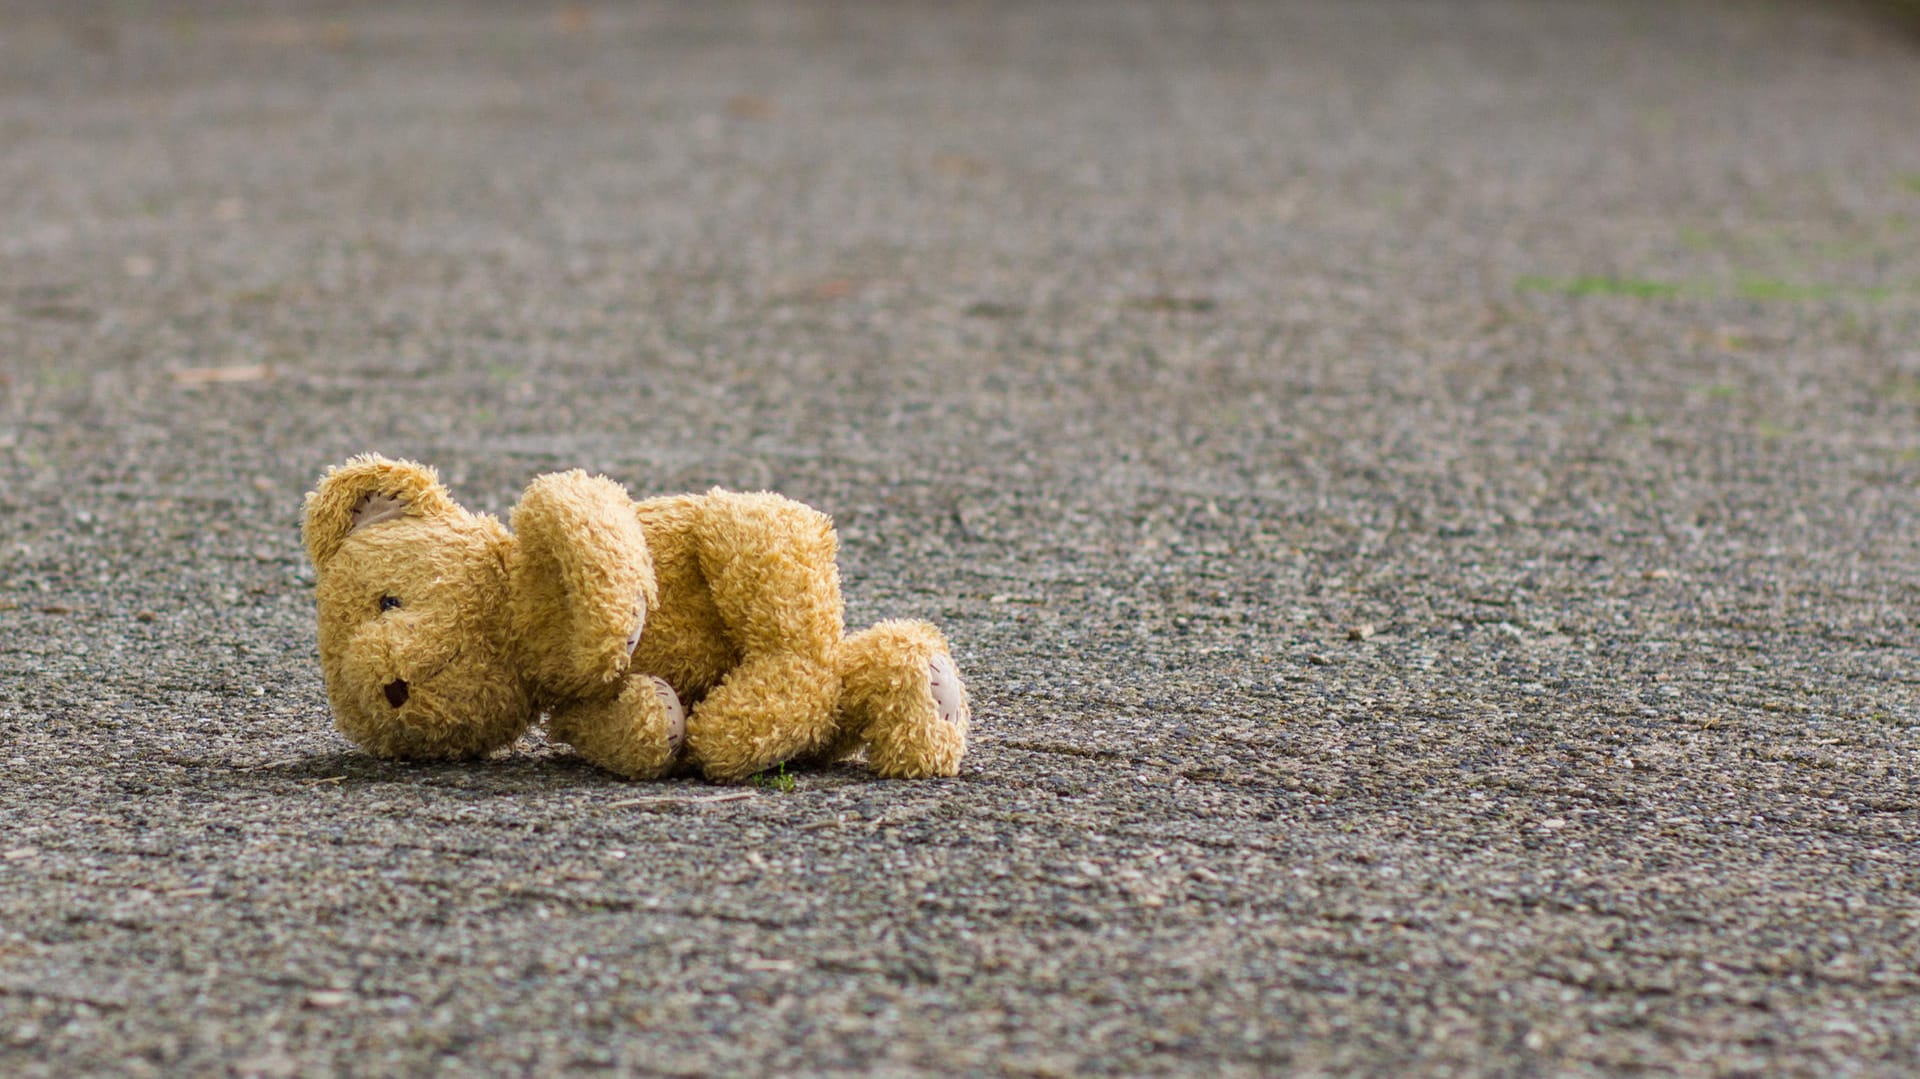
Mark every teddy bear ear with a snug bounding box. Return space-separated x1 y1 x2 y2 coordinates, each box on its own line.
302 454 460 569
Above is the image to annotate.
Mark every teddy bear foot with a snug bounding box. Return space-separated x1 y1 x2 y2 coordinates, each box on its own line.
837 620 970 779
864 652 970 780
927 652 968 730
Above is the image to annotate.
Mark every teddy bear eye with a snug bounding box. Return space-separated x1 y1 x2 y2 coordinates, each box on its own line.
379 595 402 612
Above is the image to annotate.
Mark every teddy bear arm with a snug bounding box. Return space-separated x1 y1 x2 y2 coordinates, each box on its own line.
508 471 657 700
547 675 686 780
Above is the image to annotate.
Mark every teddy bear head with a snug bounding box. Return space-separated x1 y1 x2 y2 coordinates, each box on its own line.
303 455 655 760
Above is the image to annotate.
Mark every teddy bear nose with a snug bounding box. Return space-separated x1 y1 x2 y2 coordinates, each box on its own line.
383 679 410 708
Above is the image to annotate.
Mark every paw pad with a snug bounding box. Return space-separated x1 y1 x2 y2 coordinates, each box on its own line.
928 653 968 728
626 590 647 655
651 677 686 752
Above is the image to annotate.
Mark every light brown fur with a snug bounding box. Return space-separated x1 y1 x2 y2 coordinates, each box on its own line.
302 455 969 782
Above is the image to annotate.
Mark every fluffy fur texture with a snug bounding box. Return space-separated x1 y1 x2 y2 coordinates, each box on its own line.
302 455 969 781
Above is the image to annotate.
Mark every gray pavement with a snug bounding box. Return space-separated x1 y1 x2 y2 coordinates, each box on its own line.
4 1 1920 1075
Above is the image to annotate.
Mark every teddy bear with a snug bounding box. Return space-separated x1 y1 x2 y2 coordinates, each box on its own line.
301 455 969 782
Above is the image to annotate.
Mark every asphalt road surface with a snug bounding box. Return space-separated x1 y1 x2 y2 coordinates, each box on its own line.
4 2 1920 1075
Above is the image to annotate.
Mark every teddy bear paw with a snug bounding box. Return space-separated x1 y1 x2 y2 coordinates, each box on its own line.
650 676 686 754
626 589 647 655
928 653 969 729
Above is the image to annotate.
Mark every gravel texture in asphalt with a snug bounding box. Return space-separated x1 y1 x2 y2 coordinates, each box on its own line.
4 2 1920 1075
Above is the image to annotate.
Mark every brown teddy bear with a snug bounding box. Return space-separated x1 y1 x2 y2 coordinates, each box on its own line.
301 455 969 782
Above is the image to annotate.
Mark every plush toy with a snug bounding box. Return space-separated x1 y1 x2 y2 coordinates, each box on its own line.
301 455 969 782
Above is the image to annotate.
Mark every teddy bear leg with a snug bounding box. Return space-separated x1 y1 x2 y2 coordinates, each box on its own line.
683 491 853 782
683 653 841 782
838 620 969 779
548 675 686 780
